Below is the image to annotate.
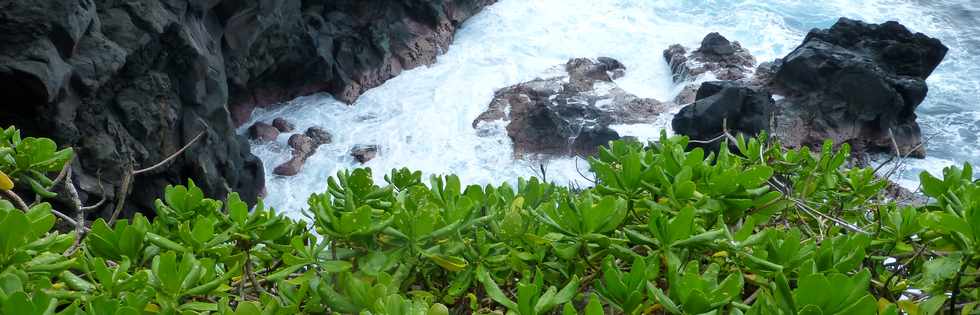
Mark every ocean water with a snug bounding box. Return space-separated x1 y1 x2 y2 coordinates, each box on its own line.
242 0 980 216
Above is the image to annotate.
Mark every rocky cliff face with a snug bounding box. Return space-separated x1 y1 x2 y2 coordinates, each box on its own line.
0 0 494 218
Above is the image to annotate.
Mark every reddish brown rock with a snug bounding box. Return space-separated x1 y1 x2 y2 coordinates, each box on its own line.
248 122 280 143
274 134 320 176
272 118 295 133
305 127 333 146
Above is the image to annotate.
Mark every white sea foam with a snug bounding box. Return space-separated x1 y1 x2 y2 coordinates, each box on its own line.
243 0 980 215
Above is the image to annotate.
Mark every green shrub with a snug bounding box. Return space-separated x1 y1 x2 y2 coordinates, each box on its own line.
0 126 977 314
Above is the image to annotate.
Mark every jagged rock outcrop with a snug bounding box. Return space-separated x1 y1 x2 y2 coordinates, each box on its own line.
0 0 494 217
669 19 947 158
473 57 666 156
664 32 757 105
766 18 947 157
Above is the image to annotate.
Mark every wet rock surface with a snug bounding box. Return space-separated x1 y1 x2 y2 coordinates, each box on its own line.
248 122 280 143
273 127 333 176
272 118 295 133
351 145 379 164
473 57 667 156
664 32 757 83
0 0 494 216
669 19 947 160
767 18 947 158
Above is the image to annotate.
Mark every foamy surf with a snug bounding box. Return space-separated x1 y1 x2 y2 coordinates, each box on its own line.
243 0 980 215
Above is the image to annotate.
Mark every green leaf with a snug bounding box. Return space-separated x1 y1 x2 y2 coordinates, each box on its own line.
920 253 963 288
585 293 605 315
919 172 946 197
477 266 517 310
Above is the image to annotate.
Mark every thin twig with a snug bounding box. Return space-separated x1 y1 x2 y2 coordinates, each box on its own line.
48 162 71 190
107 167 132 226
768 177 870 235
62 171 86 257
573 157 597 184
2 189 29 212
133 127 206 175
80 173 107 211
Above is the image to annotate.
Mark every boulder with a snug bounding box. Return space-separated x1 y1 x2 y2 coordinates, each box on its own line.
473 57 666 156
351 145 379 164
305 127 333 146
272 118 294 133
672 81 775 144
248 122 280 143
273 134 318 176
767 18 947 157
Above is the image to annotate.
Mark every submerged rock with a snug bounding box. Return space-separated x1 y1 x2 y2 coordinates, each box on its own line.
473 57 667 157
351 145 379 164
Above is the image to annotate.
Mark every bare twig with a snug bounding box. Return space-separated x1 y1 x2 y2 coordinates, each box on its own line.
539 163 547 183
48 162 71 190
573 157 597 184
768 177 870 235
80 173 107 211
107 167 132 226
2 189 29 212
62 171 86 256
133 128 206 175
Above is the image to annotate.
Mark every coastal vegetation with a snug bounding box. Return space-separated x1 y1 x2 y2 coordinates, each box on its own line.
0 126 976 314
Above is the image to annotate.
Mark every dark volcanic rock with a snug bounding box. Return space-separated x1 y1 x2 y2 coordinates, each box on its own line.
664 33 756 83
272 118 295 133
225 0 498 125
0 0 494 217
670 19 946 159
473 58 666 156
767 18 948 158
248 122 280 143
351 145 379 164
672 81 775 144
